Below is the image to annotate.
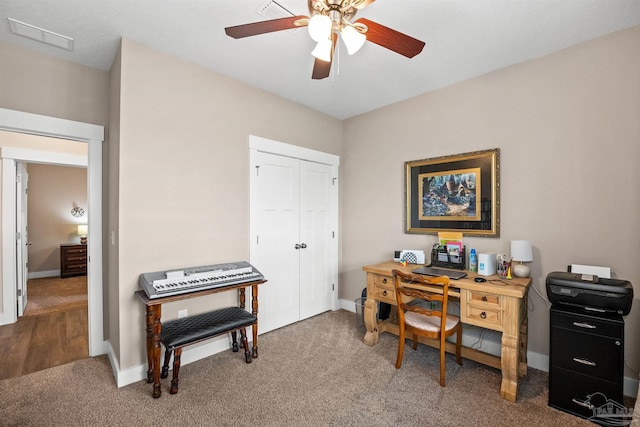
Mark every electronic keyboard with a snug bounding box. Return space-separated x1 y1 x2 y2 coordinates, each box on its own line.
139 261 264 299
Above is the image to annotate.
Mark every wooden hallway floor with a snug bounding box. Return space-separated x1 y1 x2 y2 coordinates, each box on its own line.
0 307 89 381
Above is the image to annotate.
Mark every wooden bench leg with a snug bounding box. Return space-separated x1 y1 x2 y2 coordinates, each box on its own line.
170 348 182 394
231 331 239 352
161 348 172 379
240 327 251 363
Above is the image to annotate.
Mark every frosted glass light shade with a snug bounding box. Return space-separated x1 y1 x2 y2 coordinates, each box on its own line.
341 25 365 55
311 38 332 62
308 14 332 42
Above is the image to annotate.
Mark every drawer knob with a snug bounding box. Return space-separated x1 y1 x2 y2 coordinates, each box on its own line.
382 278 387 284
382 290 387 297
482 296 488 302
480 312 487 319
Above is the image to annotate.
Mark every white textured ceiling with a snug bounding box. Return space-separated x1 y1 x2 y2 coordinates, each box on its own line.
1 0 639 119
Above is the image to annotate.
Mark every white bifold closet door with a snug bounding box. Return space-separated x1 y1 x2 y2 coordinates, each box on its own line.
251 150 334 334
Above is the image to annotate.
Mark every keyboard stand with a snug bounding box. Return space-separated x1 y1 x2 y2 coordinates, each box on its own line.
135 278 267 398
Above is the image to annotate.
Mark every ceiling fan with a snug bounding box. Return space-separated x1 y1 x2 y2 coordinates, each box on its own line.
224 0 425 80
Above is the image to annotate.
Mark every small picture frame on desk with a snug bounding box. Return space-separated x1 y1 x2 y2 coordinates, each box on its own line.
404 148 500 237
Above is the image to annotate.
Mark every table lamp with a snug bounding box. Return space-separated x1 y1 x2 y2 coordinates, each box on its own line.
510 240 532 278
78 224 88 245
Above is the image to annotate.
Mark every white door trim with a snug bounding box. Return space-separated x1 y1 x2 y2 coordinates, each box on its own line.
0 108 105 357
249 135 340 167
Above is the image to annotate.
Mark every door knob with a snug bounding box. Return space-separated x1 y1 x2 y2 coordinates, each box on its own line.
294 244 301 249
300 243 307 249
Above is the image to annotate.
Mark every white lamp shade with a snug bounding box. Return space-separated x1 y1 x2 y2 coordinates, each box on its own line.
510 240 532 262
77 224 88 236
311 38 332 62
308 14 332 42
341 25 366 55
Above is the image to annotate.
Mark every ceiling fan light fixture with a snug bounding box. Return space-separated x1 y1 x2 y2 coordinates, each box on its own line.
340 24 366 55
308 14 332 42
311 38 332 62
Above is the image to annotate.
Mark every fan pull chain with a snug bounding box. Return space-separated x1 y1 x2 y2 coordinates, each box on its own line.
332 37 340 85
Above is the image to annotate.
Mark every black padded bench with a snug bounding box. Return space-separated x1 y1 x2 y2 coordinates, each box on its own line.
160 306 257 394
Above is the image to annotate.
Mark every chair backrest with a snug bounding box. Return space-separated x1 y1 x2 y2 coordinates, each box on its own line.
392 269 452 331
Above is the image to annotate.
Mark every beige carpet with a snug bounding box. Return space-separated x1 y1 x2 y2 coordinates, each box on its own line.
23 276 87 317
0 309 615 426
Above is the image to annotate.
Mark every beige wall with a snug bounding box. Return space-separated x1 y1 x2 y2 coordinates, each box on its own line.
0 39 107 329
27 163 88 273
342 25 640 377
1 23 638 385
0 41 109 125
113 39 343 368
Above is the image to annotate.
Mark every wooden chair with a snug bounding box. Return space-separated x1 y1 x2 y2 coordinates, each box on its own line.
392 269 462 386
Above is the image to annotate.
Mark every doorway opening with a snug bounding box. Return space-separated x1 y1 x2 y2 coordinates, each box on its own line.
22 162 89 318
0 108 105 357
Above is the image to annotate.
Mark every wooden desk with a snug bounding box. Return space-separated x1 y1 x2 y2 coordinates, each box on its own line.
135 279 266 398
362 261 531 402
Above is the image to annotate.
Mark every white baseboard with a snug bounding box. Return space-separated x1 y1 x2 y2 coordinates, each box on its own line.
338 297 640 399
28 270 60 279
108 335 241 388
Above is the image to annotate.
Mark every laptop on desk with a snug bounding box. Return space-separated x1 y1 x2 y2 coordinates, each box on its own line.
412 266 468 280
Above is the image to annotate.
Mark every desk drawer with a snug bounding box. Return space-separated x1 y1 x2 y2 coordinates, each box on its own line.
466 306 502 325
468 291 501 308
463 290 504 329
372 274 396 304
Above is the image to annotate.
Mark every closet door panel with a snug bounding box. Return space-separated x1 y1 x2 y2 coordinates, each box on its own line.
251 152 300 333
299 160 333 319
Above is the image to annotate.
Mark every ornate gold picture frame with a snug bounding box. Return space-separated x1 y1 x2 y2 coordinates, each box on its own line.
405 148 500 237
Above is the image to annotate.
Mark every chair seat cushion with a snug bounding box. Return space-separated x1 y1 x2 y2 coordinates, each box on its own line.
405 311 460 333
161 307 256 350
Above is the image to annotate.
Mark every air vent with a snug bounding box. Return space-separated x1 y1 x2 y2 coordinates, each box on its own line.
257 0 295 20
256 0 302 36
8 18 74 51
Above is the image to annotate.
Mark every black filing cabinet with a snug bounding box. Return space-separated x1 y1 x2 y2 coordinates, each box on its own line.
549 305 624 419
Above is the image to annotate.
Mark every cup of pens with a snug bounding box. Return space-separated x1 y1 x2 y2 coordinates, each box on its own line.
497 254 509 279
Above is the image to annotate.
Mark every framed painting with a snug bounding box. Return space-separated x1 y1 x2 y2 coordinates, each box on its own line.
405 148 500 237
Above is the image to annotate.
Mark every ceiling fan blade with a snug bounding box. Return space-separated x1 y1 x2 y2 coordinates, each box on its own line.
355 18 425 58
225 16 308 39
311 32 338 80
312 57 332 80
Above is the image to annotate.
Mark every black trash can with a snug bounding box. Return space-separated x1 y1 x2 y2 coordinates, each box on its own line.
361 287 390 321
